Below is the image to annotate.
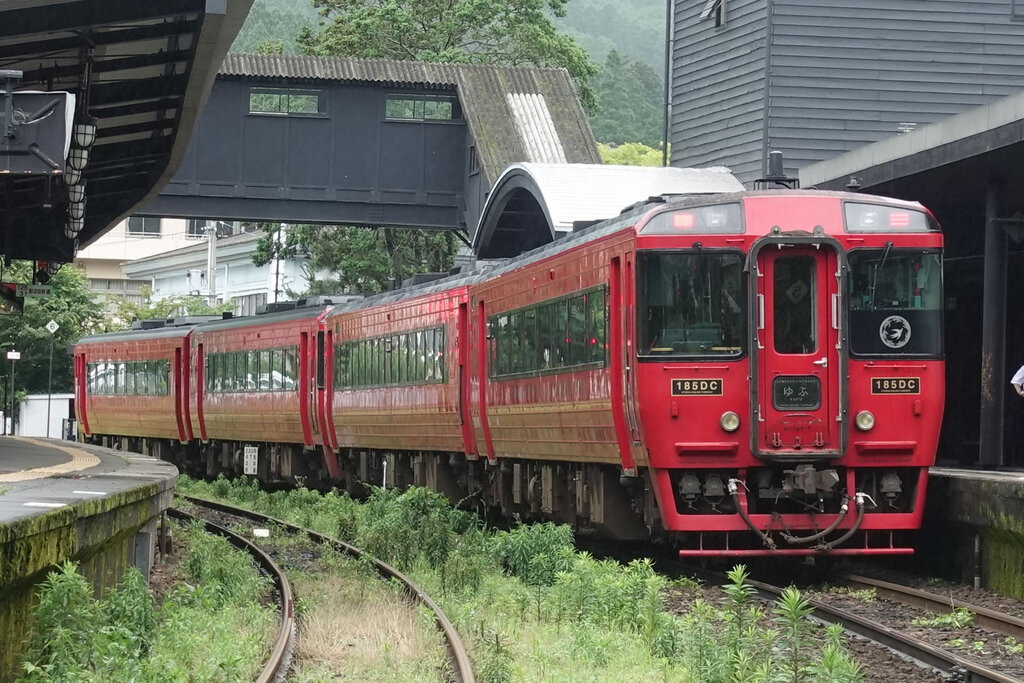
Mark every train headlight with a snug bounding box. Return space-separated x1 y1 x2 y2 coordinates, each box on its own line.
855 410 875 431
720 411 740 432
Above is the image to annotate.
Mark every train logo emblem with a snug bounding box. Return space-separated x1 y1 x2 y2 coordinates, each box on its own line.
879 315 911 348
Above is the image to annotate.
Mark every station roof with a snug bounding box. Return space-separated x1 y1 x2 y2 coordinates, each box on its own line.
799 88 1024 232
218 53 601 188
472 162 745 258
0 0 253 261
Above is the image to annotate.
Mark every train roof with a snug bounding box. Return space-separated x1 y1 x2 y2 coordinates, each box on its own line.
77 324 198 345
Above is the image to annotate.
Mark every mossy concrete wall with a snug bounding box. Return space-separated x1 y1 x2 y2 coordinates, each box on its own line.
917 472 1024 599
0 480 175 681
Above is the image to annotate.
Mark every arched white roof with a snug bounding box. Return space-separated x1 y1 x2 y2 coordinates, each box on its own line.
473 162 745 258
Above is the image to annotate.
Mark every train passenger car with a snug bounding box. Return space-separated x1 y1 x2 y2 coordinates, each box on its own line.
74 319 208 452
466 218 651 537
320 276 478 493
188 299 333 481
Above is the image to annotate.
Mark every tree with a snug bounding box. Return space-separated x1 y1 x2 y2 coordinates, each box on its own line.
589 50 664 148
0 262 105 396
298 0 598 110
253 223 459 294
231 0 320 55
599 142 666 167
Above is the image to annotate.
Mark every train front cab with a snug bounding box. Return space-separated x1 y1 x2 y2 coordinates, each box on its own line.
633 193 944 556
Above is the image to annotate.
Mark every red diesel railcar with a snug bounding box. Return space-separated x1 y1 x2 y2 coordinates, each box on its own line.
76 188 944 557
74 322 198 447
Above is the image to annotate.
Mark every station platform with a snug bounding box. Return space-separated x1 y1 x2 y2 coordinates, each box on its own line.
0 436 177 680
918 466 1024 601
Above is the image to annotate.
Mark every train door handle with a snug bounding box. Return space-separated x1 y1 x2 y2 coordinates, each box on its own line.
813 357 828 367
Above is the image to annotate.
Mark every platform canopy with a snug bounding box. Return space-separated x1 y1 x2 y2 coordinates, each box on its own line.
473 162 745 259
0 0 252 262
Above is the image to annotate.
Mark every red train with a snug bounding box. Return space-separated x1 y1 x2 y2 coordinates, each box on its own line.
75 189 944 556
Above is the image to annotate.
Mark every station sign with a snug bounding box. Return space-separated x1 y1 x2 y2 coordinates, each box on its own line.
16 284 51 297
6 351 20 360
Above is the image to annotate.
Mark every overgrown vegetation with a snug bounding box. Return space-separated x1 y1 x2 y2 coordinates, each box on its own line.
911 607 974 629
17 521 276 682
180 475 865 681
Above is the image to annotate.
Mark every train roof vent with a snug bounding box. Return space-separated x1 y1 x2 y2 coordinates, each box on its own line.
165 314 231 327
401 272 449 288
294 294 363 308
130 318 167 330
257 301 298 315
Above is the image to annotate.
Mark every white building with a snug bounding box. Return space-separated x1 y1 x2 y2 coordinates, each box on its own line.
15 393 74 439
75 217 310 317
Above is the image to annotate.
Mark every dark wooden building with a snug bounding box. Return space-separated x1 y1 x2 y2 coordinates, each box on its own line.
145 54 600 239
672 0 1024 184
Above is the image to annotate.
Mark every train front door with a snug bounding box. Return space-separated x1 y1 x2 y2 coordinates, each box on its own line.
754 243 843 457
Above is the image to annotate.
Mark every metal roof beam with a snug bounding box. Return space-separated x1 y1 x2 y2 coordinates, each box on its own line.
0 0 205 38
89 74 188 106
0 19 199 60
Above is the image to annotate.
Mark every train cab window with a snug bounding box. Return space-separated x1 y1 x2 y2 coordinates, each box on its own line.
638 251 746 358
773 256 817 355
848 249 942 356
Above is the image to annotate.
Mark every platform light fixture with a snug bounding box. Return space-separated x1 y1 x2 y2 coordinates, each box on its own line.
73 115 98 148
67 181 84 204
68 200 85 220
67 146 89 171
64 165 81 185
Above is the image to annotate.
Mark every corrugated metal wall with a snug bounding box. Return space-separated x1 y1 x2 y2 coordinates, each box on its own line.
767 0 1024 180
671 0 769 183
672 0 1024 185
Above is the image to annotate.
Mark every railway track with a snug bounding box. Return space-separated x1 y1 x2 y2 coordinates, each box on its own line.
176 495 475 683
843 574 1024 643
167 506 295 683
746 576 1022 683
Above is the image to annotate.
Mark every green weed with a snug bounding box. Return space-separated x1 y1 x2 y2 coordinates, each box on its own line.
912 607 974 629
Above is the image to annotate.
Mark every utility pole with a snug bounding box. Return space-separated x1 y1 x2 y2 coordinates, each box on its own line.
206 220 217 305
46 320 59 437
273 223 285 303
6 350 18 436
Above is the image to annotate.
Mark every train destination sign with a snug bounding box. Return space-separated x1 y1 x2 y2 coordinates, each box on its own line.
871 377 920 394
671 378 723 396
772 375 821 410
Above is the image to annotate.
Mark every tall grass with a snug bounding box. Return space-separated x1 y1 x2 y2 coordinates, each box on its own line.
17 521 276 682
178 475 865 682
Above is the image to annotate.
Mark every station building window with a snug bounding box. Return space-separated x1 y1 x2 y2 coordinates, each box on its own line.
249 87 325 115
385 94 463 122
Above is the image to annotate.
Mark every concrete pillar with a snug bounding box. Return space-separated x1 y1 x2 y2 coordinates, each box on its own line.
134 527 154 582
980 181 1007 468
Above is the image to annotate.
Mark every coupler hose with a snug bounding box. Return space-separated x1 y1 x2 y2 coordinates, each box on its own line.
820 492 870 550
729 479 776 550
780 495 851 545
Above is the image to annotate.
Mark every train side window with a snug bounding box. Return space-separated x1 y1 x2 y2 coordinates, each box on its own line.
422 329 434 381
94 362 104 394
487 318 498 375
437 327 446 381
510 312 523 374
523 308 537 373
589 288 607 363
125 362 136 395
569 295 586 366
259 350 271 391
247 350 259 391
496 315 509 376
156 361 169 395
283 346 298 389
554 300 570 368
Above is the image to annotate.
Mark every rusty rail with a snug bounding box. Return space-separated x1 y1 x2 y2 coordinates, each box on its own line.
179 494 475 683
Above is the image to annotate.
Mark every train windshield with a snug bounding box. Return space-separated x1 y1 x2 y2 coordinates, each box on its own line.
848 249 942 356
637 251 746 357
